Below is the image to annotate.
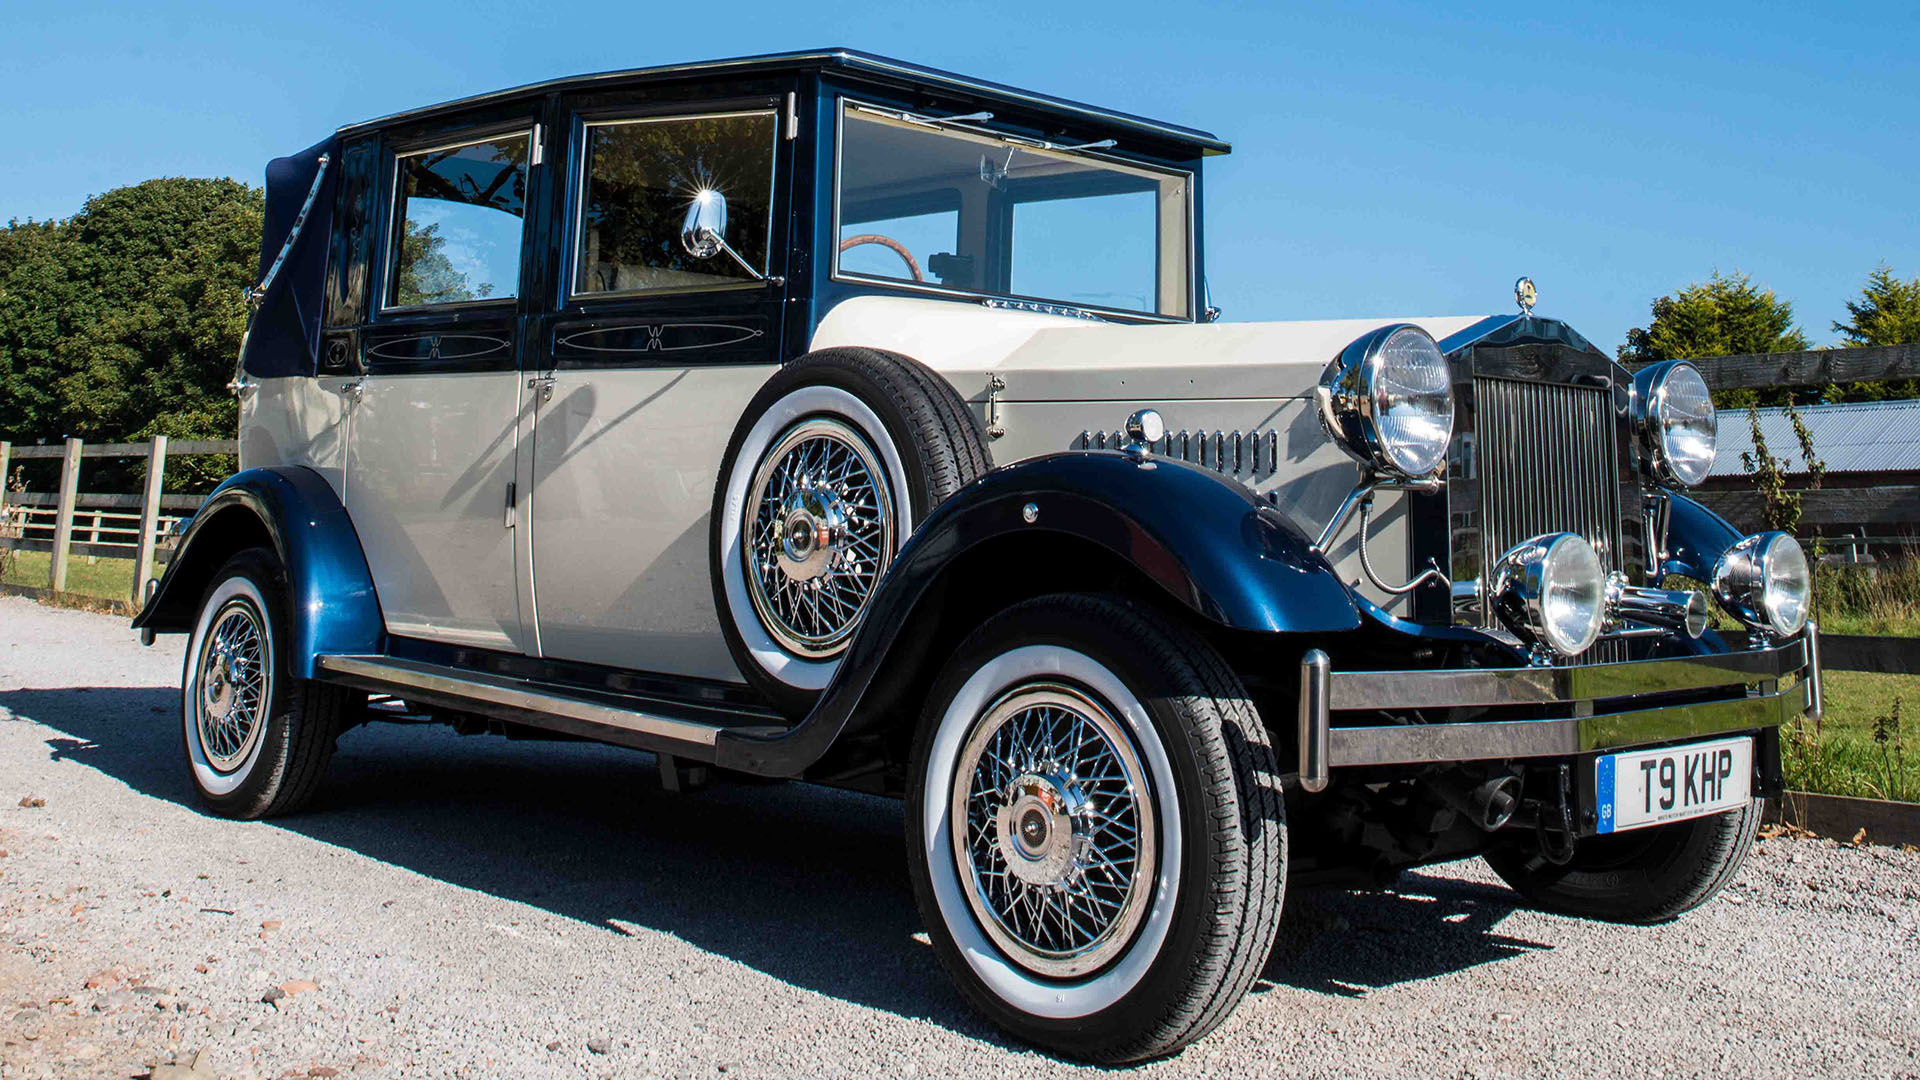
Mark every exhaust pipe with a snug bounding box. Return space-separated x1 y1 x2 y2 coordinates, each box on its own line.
1436 773 1522 831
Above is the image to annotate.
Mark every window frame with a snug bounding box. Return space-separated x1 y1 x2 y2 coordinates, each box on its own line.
829 98 1197 323
564 107 782 304
378 123 537 316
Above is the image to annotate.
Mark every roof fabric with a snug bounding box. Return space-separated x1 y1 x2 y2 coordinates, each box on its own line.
240 135 340 379
1710 397 1920 477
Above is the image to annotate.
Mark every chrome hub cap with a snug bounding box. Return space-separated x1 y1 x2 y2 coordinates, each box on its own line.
952 683 1155 978
195 599 269 773
744 418 895 658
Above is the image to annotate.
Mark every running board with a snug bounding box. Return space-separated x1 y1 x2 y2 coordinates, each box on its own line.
314 654 787 760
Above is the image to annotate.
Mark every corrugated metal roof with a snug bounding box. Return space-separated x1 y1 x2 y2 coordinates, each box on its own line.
1710 397 1920 477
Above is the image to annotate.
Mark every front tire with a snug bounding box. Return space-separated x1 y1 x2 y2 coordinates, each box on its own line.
1484 797 1764 923
906 594 1285 1063
181 548 350 819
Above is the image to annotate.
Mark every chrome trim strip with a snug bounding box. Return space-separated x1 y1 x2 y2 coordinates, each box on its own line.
1329 640 1807 710
1329 679 1811 767
1804 622 1824 723
315 654 735 747
1298 650 1331 792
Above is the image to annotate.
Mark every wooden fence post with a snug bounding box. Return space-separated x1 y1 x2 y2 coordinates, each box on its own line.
49 437 82 591
134 434 169 607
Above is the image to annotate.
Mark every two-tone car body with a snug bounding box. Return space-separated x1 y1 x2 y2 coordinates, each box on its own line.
135 49 1821 1062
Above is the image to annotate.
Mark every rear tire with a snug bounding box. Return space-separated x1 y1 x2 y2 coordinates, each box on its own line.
180 547 350 819
1484 797 1763 923
906 594 1285 1063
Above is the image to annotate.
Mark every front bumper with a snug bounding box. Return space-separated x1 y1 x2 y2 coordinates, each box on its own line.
1296 625 1823 792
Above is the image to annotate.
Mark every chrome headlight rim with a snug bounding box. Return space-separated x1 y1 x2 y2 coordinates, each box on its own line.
1713 531 1811 637
1489 532 1609 658
1317 323 1456 479
1633 360 1717 489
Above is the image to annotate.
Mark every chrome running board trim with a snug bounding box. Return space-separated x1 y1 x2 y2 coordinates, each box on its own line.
315 654 783 754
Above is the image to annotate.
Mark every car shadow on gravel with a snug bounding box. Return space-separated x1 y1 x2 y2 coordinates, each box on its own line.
11 685 1552 1040
1259 874 1549 998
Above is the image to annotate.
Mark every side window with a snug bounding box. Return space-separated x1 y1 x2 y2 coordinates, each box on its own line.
387 133 530 309
573 111 777 296
1010 188 1158 314
838 196 962 286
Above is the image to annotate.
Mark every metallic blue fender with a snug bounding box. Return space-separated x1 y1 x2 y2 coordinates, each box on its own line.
1662 493 1745 584
715 451 1360 773
131 466 383 678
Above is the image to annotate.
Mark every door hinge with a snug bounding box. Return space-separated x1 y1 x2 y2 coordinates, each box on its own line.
785 92 798 140
504 480 517 529
530 122 544 166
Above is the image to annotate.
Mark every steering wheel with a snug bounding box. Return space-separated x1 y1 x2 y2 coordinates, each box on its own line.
838 234 924 282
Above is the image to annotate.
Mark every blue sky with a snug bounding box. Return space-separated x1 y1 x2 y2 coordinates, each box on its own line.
3 0 1915 353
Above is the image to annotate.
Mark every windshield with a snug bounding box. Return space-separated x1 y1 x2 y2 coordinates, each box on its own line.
835 104 1192 318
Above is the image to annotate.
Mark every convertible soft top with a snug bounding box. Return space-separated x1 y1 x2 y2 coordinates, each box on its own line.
242 135 338 379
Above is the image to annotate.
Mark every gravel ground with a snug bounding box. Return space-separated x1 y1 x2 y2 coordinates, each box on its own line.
1 595 1916 1080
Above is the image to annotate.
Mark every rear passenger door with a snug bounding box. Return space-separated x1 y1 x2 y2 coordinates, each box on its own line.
346 110 545 652
524 86 794 679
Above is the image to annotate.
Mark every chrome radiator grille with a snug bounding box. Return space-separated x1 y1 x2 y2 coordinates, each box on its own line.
1474 376 1624 588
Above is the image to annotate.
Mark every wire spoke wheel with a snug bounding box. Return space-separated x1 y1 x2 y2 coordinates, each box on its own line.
950 681 1156 978
194 598 271 774
743 417 896 658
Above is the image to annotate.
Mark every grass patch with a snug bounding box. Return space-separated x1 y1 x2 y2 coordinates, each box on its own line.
1785 670 1920 802
0 549 139 602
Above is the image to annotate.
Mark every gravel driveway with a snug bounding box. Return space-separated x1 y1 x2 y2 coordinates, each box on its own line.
1 595 1916 1080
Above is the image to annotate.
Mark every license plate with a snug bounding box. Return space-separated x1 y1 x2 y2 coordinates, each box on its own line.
1595 736 1752 834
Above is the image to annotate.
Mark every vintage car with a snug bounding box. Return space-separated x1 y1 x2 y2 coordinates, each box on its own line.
134 49 1822 1062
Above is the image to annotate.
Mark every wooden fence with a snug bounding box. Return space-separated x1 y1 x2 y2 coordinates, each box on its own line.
0 437 237 607
1671 343 1920 538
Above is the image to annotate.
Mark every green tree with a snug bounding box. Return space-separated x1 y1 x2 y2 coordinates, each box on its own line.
1618 272 1811 408
393 219 473 306
0 178 261 490
1835 264 1920 346
1827 265 1920 401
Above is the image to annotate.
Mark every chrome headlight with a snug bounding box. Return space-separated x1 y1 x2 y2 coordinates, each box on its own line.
1633 360 1717 487
1489 533 1608 657
1317 324 1455 478
1713 531 1811 637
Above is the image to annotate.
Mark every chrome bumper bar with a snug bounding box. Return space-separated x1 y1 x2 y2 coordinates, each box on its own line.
1296 625 1822 792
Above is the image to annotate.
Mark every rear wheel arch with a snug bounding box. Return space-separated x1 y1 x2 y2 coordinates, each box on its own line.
139 503 276 632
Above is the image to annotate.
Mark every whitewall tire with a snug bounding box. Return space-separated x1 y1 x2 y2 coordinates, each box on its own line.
906 594 1287 1063
711 348 990 715
180 548 351 819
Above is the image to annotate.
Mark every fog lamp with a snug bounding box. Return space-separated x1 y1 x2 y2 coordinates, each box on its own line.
1713 532 1811 637
1489 533 1608 658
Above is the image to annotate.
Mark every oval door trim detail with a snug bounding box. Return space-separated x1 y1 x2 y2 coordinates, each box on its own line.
556 322 766 355
366 333 512 362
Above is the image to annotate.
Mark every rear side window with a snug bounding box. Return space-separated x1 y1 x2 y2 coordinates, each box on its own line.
573 111 777 296
387 133 530 308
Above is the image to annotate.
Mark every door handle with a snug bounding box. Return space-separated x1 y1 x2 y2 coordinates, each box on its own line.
527 374 555 402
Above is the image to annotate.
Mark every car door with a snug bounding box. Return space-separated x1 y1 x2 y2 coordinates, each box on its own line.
524 89 794 680
346 112 544 652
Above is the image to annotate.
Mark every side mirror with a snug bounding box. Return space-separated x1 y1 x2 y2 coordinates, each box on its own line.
680 189 728 260
677 188 779 285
